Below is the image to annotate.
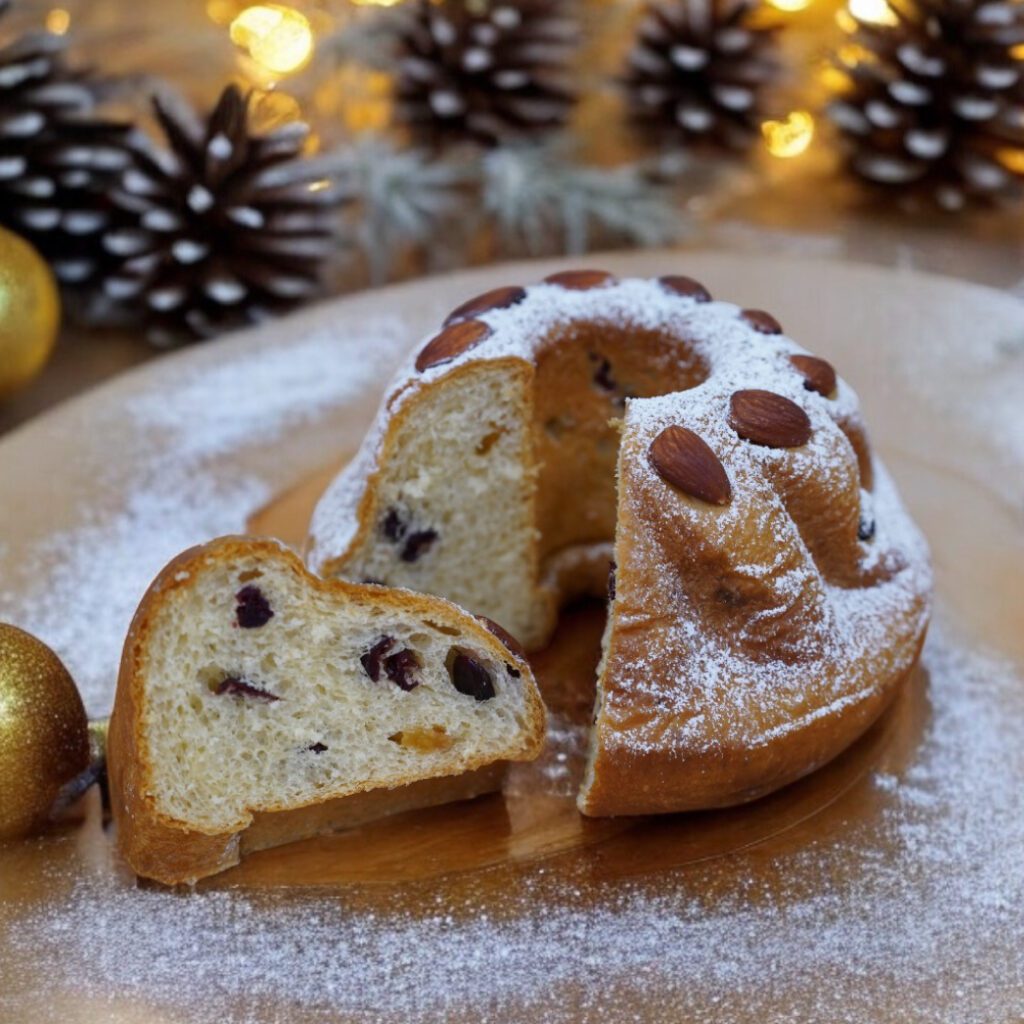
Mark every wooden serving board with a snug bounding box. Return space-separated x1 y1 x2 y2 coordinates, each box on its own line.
0 251 1022 1023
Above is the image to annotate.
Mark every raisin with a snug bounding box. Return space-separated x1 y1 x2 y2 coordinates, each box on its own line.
384 649 422 692
361 635 394 682
308 742 328 754
590 354 616 392
401 529 438 563
381 507 407 542
447 649 496 702
858 516 876 542
235 585 274 629
608 561 617 600
506 663 522 679
215 676 280 702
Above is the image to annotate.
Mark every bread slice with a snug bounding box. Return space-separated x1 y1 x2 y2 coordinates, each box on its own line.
108 536 545 885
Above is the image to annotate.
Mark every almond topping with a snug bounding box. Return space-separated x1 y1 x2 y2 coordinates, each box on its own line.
649 426 732 506
790 354 837 398
729 389 812 448
658 275 712 302
543 269 616 291
444 285 526 324
741 309 783 335
476 615 526 660
415 320 491 372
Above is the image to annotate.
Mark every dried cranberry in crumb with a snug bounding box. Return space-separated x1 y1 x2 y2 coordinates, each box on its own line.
235 585 273 628
401 529 438 563
448 650 496 701
360 635 394 682
215 676 280 702
385 649 422 691
381 507 407 542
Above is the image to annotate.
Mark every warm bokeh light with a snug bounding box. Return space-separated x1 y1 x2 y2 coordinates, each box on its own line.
230 5 314 75
763 111 815 158
1012 43 1024 60
847 0 898 26
766 0 813 11
45 8 71 35
996 148 1024 174
349 0 406 5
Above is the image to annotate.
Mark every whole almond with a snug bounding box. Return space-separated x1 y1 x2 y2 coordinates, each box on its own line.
658 275 712 303
476 615 526 660
741 308 783 335
444 285 527 325
649 426 732 506
790 354 837 398
543 269 616 291
729 389 812 448
415 320 492 372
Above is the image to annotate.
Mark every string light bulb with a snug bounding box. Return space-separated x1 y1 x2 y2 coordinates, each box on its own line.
230 4 314 76
847 0 898 26
763 110 815 158
45 8 71 35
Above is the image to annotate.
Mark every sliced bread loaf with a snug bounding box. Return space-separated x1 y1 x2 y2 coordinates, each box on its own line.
108 536 545 884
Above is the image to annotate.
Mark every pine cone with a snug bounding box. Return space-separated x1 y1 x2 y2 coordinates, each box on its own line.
0 0 130 288
393 0 578 148
100 86 341 345
828 0 1024 211
624 0 781 153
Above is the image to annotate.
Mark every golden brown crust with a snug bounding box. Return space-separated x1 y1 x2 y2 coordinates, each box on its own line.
109 537 545 886
580 636 926 816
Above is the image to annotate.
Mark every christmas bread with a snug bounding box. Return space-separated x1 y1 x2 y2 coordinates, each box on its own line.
108 537 544 885
308 269 933 816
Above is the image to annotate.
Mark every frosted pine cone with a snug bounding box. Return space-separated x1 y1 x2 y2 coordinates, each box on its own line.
828 0 1024 210
393 0 578 147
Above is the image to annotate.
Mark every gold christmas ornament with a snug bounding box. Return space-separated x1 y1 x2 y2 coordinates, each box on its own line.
0 623 89 840
0 226 60 401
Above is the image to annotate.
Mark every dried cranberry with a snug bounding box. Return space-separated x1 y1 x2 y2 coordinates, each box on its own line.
381 507 407 542
308 742 328 754
215 676 280 702
235 585 274 629
361 635 395 682
401 529 438 563
384 649 422 691
447 650 496 702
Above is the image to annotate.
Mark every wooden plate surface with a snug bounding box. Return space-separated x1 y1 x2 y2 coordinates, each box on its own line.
1 252 1022 1023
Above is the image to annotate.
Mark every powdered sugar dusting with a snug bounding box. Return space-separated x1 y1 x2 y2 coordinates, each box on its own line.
0 319 410 716
3 619 1022 1022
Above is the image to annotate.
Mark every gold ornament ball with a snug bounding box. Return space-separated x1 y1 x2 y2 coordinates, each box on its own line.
0 226 60 400
0 623 89 840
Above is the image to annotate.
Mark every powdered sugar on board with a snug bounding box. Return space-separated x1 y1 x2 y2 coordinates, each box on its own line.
0 318 412 715
3 619 1022 1023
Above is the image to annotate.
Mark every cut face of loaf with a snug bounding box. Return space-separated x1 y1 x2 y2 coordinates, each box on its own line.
108 537 544 884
